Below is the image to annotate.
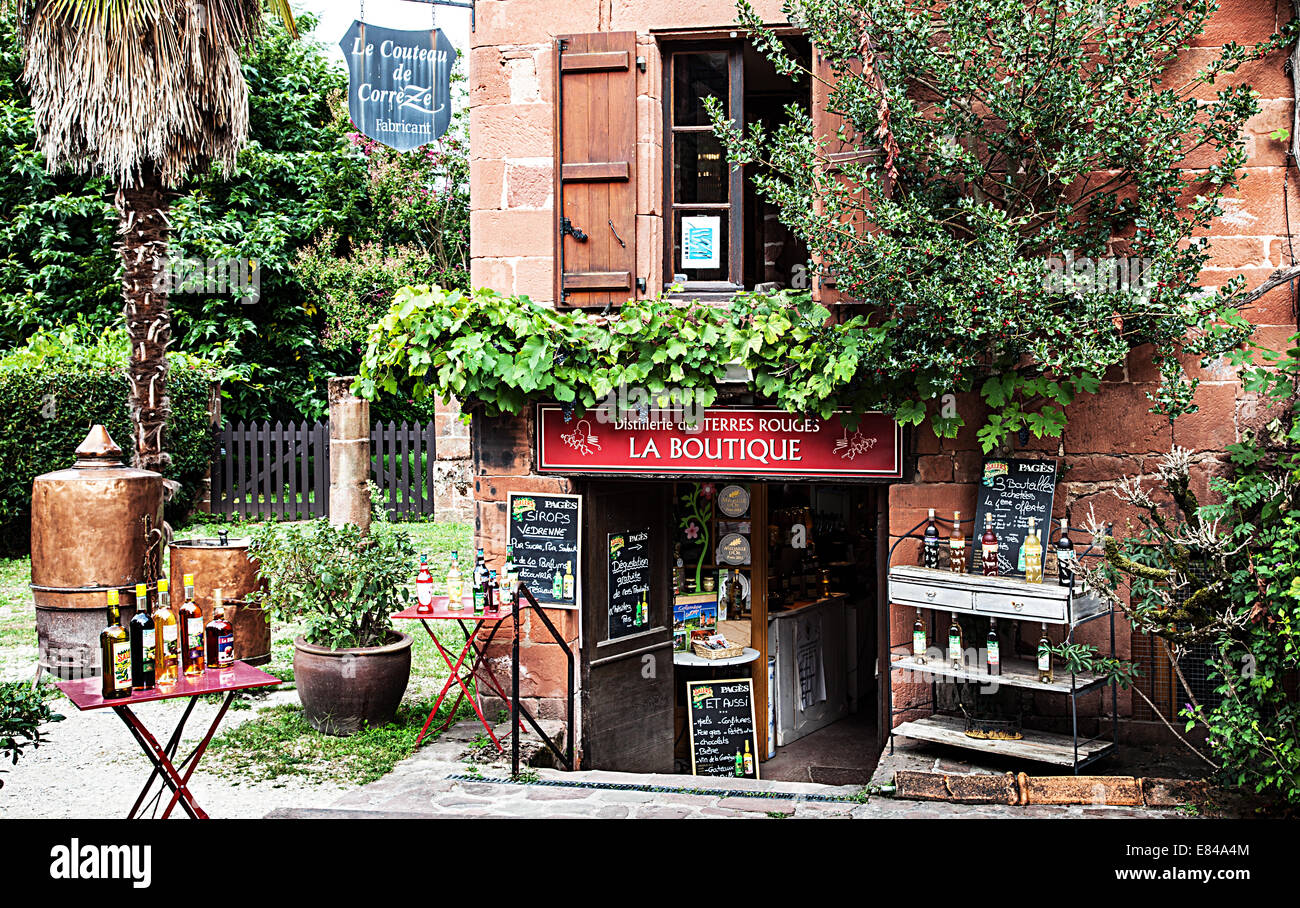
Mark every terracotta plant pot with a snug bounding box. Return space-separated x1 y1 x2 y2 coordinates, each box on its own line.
293 632 413 736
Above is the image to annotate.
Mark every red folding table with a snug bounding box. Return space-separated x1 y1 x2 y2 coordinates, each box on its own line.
394 596 523 750
56 661 280 819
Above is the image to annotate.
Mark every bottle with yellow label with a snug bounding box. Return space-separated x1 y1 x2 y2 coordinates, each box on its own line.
100 590 131 699
128 583 156 690
153 578 179 685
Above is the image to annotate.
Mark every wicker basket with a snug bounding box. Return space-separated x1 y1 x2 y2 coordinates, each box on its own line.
692 637 745 660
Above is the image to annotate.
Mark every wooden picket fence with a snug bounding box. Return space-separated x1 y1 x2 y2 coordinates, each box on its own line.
210 420 440 520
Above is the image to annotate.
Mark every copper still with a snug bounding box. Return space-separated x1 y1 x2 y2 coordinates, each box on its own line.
30 426 163 680
169 533 270 665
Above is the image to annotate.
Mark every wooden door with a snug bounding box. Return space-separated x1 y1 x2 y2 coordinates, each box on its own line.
580 481 675 772
555 32 638 307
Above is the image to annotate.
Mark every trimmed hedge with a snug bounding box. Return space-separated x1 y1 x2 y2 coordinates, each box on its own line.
0 360 217 554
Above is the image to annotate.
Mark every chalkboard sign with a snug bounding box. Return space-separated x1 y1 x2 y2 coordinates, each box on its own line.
508 492 581 608
972 458 1058 577
607 528 651 640
687 678 760 778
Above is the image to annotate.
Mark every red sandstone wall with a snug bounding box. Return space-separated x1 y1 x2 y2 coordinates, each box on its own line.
469 0 1300 741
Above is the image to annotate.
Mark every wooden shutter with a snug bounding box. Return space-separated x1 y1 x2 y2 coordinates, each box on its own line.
811 48 873 308
555 32 638 308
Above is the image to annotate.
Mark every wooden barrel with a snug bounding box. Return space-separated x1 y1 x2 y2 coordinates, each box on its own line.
168 538 271 666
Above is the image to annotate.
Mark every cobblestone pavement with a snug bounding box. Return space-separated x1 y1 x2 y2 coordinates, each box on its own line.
266 719 1182 820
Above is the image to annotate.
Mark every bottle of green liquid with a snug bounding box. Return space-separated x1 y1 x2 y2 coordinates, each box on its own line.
734 750 744 777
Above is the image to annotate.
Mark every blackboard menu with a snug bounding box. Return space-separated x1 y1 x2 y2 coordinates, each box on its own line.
972 458 1058 577
607 528 650 640
686 678 760 779
508 492 581 607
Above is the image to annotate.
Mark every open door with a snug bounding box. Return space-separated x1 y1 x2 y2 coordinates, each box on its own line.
580 481 675 771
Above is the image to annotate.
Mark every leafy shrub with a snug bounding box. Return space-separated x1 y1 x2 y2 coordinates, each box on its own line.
248 517 415 649
1092 328 1300 806
0 681 64 785
0 324 217 553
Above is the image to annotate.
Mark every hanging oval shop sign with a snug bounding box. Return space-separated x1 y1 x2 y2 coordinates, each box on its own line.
340 21 457 151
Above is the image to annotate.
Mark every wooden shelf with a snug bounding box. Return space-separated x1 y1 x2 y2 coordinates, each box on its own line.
893 715 1116 767
890 652 1108 695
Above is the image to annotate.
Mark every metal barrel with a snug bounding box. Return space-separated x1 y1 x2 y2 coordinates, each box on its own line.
168 538 270 665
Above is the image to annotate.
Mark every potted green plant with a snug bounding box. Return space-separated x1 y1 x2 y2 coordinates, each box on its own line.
249 518 416 736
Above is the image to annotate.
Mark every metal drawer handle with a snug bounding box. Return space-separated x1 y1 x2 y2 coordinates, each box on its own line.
925 591 936 599
1011 601 1024 611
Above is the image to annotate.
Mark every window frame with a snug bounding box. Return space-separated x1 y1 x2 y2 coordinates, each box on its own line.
662 42 745 293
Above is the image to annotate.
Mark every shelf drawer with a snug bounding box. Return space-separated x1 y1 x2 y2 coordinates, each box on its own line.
975 590 1066 623
890 579 972 612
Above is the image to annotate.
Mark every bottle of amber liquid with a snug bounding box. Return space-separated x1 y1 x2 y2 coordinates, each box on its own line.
128 582 156 691
99 589 131 700
154 578 179 686
205 588 235 670
981 514 999 576
1023 517 1044 583
949 511 967 573
922 508 941 569
178 573 206 676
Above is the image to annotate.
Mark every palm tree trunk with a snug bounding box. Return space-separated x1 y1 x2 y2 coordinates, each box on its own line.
116 164 172 472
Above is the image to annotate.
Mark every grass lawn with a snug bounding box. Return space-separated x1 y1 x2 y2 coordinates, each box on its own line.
1 514 487 786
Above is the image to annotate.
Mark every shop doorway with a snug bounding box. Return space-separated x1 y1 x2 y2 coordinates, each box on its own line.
576 476 888 783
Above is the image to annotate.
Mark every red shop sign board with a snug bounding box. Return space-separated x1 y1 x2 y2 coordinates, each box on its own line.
536 405 904 480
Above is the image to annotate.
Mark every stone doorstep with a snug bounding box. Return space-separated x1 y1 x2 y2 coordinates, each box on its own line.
889 769 1206 810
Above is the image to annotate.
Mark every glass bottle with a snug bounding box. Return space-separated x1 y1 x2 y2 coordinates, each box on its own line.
986 618 1001 676
562 560 575 601
128 582 156 691
205 588 235 669
1056 518 1075 588
1037 624 1054 683
178 573 205 676
472 570 486 616
949 511 967 573
100 589 130 700
1023 518 1043 583
154 578 179 686
922 508 941 569
415 554 434 613
446 552 464 610
447 548 462 603
551 564 564 600
912 610 927 664
947 615 963 669
980 514 999 577
503 546 517 600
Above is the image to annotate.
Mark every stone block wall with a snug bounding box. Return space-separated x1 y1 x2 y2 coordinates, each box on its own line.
470 0 1300 744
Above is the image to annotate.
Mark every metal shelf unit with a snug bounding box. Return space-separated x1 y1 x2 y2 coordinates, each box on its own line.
885 522 1120 774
